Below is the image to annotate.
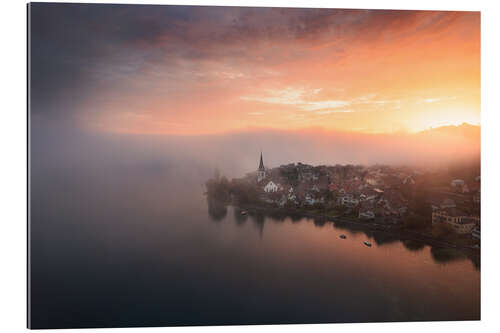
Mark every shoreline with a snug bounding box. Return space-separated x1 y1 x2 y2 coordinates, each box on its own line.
233 203 480 254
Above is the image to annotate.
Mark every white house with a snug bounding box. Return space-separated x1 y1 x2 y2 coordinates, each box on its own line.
359 210 375 220
365 177 379 186
264 181 280 193
339 194 359 207
304 193 316 205
304 193 324 206
451 179 465 187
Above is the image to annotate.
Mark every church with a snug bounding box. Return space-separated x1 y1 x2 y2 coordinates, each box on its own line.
257 152 266 182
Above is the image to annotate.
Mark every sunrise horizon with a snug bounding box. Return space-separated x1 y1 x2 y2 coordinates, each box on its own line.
31 5 480 137
91 120 480 137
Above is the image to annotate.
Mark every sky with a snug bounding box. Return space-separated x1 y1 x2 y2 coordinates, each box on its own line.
30 4 480 136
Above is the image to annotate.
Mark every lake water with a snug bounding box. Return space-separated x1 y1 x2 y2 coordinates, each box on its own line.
29 148 480 328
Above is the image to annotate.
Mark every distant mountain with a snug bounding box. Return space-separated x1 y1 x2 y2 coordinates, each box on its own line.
416 123 480 142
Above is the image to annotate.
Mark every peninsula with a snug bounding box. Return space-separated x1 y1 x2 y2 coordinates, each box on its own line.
205 152 481 250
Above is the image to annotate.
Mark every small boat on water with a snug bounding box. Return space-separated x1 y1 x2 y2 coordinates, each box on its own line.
241 210 248 215
363 241 372 247
339 234 347 239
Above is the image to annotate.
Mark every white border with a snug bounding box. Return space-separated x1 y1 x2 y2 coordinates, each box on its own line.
1 0 499 332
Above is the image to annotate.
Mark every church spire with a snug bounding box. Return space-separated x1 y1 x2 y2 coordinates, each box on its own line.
257 151 266 182
259 151 265 171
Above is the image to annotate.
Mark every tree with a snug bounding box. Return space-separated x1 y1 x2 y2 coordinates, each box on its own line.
205 175 231 204
230 179 260 205
432 222 452 239
280 166 299 187
414 183 432 218
403 213 429 229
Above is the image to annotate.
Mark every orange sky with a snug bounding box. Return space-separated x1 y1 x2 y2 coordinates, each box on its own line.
77 8 480 135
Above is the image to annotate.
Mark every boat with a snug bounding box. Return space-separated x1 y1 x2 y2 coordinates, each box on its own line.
241 210 248 215
363 241 372 247
339 234 347 239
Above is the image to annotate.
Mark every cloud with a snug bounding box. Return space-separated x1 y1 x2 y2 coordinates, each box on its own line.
302 101 351 111
421 96 457 103
241 87 350 111
315 109 353 115
353 94 401 106
423 98 442 103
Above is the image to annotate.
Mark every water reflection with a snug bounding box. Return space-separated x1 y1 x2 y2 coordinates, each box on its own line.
431 247 480 270
206 199 480 270
207 198 228 221
232 207 248 226
250 211 266 238
403 240 426 252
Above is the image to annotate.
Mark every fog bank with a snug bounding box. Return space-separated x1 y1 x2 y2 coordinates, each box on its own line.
31 119 479 184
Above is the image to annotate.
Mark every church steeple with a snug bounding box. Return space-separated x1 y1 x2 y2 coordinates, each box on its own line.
257 151 266 182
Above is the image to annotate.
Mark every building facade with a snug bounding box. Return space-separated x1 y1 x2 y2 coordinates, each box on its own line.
432 208 479 234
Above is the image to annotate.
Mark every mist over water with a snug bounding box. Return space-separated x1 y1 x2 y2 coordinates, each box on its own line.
32 117 480 179
30 124 480 328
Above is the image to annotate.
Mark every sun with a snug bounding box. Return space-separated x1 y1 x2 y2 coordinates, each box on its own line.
409 105 480 132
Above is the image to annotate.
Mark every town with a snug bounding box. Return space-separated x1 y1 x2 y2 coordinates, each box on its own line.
206 152 481 248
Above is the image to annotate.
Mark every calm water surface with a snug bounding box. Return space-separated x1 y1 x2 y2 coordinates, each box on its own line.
30 162 480 328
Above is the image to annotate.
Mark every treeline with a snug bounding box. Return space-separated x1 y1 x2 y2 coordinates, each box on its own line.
205 174 260 206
